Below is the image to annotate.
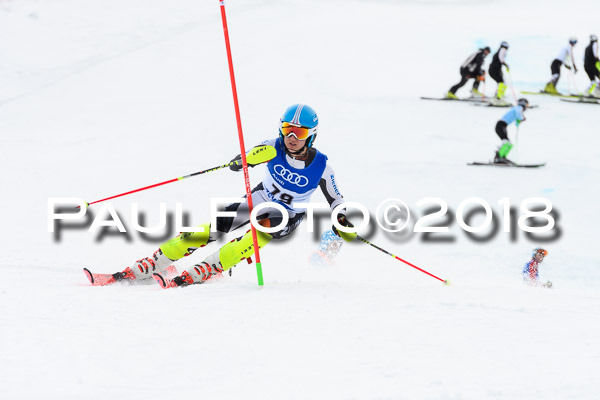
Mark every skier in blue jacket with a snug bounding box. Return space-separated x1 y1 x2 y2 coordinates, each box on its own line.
493 98 530 164
88 104 357 288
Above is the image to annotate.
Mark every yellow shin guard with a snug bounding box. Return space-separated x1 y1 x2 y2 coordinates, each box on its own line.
218 229 272 271
159 224 211 261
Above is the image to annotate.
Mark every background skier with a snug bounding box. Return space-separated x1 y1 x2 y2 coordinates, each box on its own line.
489 41 510 101
544 37 578 94
584 34 600 97
446 46 491 99
493 98 529 164
523 248 552 288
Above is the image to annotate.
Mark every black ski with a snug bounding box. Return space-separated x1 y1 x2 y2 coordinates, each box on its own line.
420 96 490 103
520 90 581 99
560 97 600 105
468 161 546 168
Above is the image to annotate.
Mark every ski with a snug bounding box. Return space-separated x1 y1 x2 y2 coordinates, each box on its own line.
84 264 179 286
560 97 600 105
471 101 511 107
520 90 581 99
153 269 225 289
152 272 176 289
471 101 540 108
468 161 546 168
83 269 118 286
420 96 490 103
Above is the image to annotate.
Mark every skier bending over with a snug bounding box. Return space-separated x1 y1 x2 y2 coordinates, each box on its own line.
98 104 356 288
489 41 510 100
544 37 578 94
446 46 491 99
493 98 530 164
584 34 600 97
523 248 552 288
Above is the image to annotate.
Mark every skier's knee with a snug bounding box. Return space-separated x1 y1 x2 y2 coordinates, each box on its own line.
159 223 211 260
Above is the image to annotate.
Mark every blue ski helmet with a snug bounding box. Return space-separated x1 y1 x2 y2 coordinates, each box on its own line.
279 104 319 147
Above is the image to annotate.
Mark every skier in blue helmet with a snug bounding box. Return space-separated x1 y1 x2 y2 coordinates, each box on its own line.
86 104 356 289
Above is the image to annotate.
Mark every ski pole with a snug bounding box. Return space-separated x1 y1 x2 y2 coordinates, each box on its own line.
481 78 486 100
515 124 520 164
79 145 276 208
568 66 580 95
505 67 518 103
356 235 449 285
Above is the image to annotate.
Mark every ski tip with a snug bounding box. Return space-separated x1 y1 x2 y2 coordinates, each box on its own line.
443 280 451 286
152 273 169 289
83 268 94 284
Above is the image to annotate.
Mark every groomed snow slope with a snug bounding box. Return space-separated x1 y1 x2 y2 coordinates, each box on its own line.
1 1 599 399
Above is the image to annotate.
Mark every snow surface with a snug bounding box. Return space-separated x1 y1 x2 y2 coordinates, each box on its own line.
1 0 599 399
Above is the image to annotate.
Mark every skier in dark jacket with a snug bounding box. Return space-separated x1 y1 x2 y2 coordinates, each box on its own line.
584 34 600 97
446 47 491 99
489 42 510 100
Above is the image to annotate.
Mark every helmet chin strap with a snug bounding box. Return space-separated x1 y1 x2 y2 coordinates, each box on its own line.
286 143 308 158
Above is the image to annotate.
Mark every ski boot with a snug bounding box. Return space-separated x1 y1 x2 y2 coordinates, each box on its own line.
544 82 559 94
112 249 174 283
445 91 459 100
154 253 224 289
587 82 600 98
493 154 514 165
496 82 507 100
494 140 513 164
471 88 484 97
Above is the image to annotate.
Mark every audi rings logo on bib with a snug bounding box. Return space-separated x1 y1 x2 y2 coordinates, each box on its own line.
274 165 309 187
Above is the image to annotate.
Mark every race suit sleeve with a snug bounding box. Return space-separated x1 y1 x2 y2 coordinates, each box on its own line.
318 162 345 215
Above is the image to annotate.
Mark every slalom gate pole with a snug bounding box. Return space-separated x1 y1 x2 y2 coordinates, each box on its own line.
219 0 264 286
356 235 449 285
80 162 237 208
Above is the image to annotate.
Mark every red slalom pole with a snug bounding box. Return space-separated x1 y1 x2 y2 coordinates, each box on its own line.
357 235 449 285
219 0 264 286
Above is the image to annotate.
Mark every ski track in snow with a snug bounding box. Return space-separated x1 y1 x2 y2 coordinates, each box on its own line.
1 0 599 399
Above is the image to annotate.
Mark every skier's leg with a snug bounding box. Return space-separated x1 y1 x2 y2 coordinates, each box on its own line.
115 222 217 282
584 65 599 94
173 206 306 286
448 68 470 96
493 121 512 162
174 226 274 286
546 59 562 92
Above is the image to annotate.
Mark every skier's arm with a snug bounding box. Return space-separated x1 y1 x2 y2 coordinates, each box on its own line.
517 107 526 124
230 139 277 171
319 163 345 212
500 48 509 70
319 164 356 242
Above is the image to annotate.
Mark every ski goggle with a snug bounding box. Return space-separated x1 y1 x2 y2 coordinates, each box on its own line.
280 122 317 140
